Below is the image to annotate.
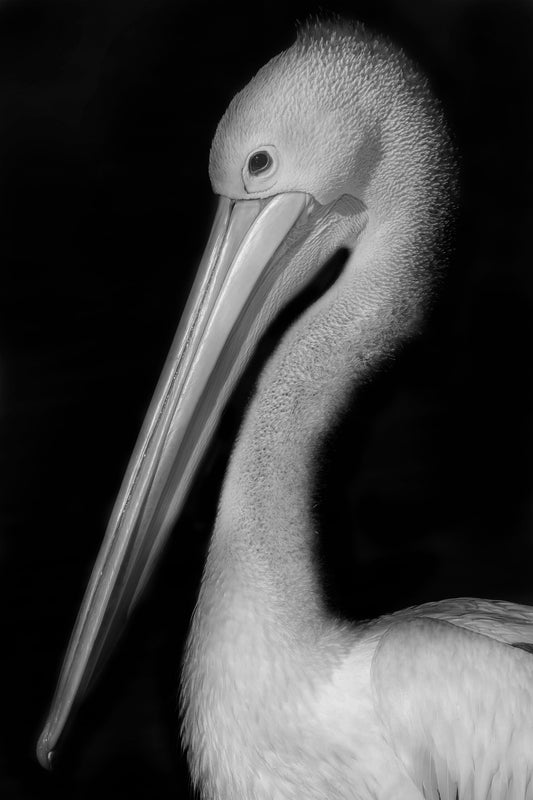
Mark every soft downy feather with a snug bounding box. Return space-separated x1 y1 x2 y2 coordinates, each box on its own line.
372 600 533 800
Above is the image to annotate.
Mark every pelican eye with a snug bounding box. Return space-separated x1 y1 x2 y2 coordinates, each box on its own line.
248 151 272 176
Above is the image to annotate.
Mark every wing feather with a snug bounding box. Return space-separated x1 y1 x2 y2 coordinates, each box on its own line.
407 598 533 648
371 615 533 800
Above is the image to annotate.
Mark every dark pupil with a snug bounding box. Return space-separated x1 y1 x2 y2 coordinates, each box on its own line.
249 151 271 175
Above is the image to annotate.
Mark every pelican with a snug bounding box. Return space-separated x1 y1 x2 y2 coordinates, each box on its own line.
38 19 533 800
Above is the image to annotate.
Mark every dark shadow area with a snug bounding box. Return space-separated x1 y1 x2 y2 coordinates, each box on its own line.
1 0 532 797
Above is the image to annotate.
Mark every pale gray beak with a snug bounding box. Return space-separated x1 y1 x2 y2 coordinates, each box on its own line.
37 191 315 768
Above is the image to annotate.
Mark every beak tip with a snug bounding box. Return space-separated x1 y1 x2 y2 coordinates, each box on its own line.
36 730 55 771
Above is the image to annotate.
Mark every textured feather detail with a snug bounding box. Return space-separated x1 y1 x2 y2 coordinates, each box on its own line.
404 598 533 647
513 643 533 654
372 614 533 800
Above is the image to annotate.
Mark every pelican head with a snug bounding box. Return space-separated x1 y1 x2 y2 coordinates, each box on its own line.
211 22 450 216
37 19 454 770
209 27 381 205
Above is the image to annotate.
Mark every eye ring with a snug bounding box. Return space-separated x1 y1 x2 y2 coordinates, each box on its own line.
248 150 272 176
242 144 279 194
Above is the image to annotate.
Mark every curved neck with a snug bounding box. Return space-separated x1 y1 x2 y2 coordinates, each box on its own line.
207 229 431 640
200 100 455 644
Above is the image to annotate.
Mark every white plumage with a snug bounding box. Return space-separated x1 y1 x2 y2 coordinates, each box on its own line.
38 18 533 800
180 22 533 800
184 589 533 799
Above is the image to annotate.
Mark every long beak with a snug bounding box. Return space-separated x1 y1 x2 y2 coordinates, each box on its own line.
37 191 314 768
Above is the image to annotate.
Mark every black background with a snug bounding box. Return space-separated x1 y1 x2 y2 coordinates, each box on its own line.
2 0 533 797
